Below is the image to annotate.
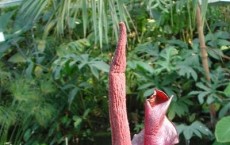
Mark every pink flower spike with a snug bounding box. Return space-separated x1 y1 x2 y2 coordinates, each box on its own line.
109 22 132 145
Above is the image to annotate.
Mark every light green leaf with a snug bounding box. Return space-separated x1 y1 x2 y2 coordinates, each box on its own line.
215 116 230 143
219 102 230 118
213 141 230 145
37 40 46 52
90 66 99 79
143 88 154 97
0 11 14 31
192 121 213 137
68 87 79 106
196 82 210 92
169 99 189 118
138 83 154 90
177 121 212 140
167 39 188 49
208 48 223 60
183 127 193 140
218 39 230 46
198 91 210 104
136 61 154 74
83 109 90 119
53 66 62 80
177 65 197 81
73 116 82 128
8 53 26 63
23 129 31 141
224 83 230 97
90 61 109 72
215 31 230 39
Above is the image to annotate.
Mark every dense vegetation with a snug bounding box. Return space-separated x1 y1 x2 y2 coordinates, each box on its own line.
0 0 229 145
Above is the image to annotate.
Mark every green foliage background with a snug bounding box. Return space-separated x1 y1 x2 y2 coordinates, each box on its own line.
0 0 230 145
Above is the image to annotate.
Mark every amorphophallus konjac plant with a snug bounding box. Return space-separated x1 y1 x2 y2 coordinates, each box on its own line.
109 22 179 145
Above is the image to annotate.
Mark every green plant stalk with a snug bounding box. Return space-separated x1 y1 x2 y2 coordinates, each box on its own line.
196 5 216 126
196 6 210 82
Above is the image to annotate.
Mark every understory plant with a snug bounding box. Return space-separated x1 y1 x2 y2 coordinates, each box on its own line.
0 0 229 145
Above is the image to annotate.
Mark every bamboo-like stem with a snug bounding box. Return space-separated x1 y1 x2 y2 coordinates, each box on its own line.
196 6 211 82
196 5 216 126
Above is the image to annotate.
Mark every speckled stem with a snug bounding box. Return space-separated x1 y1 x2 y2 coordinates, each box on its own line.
109 22 132 145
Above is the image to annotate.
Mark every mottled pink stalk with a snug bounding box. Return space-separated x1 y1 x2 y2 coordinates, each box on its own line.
132 89 179 145
109 22 132 145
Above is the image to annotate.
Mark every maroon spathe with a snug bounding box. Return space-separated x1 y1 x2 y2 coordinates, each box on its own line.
144 90 179 145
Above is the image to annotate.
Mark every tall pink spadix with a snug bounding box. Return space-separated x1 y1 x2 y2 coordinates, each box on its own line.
109 22 132 145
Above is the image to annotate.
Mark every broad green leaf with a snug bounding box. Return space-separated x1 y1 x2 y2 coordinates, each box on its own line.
219 102 230 118
0 11 14 31
73 116 82 128
215 116 230 143
80 54 89 61
196 82 210 92
176 124 186 134
177 121 212 140
75 39 90 48
177 65 197 81
37 40 46 52
78 54 89 69
25 60 34 78
160 47 178 60
218 39 230 46
183 127 193 140
127 60 137 69
83 109 90 119
136 61 154 74
34 65 43 77
23 129 31 141
167 39 188 49
224 83 230 97
134 42 157 57
90 61 109 72
191 121 213 137
206 95 215 104
213 141 230 145
0 43 10 56
208 48 223 60
198 91 210 104
168 108 176 120
90 66 99 79
169 99 189 118
143 88 154 97
189 91 202 95
215 31 230 39
191 127 202 138
138 83 154 90
8 53 26 63
57 39 90 56
53 66 62 80
155 47 179 73
68 87 79 106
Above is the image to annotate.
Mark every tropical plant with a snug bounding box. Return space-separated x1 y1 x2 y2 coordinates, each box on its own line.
0 0 229 144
